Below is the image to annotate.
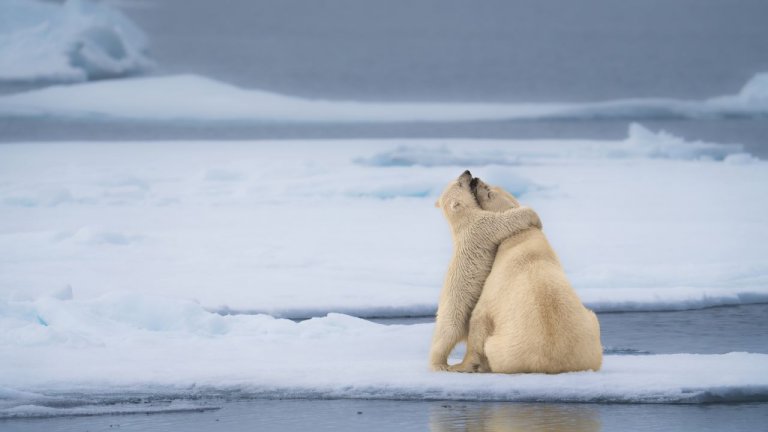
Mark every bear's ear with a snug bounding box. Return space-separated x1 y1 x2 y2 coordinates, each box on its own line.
487 190 495 200
434 199 440 208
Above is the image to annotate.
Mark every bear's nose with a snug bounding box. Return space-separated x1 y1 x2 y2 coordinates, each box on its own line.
462 170 472 177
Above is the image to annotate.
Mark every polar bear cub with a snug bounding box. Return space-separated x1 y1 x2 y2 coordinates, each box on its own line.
448 178 603 374
429 171 542 371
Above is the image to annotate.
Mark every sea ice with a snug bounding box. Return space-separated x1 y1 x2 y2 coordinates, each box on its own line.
0 0 153 83
0 126 765 316
0 72 766 122
0 293 766 415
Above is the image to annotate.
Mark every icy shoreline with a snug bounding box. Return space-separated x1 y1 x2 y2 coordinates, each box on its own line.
209 288 768 319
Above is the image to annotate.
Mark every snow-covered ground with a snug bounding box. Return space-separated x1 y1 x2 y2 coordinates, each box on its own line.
0 72 767 122
1 125 767 413
0 0 152 83
1 124 766 316
2 296 767 418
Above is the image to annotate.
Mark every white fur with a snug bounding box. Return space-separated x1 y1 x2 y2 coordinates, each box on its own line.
449 180 603 374
429 172 542 371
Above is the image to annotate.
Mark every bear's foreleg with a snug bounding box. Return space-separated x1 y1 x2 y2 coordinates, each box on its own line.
429 314 467 371
448 311 493 373
471 207 541 246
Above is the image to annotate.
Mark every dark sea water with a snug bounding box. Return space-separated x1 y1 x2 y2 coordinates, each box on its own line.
121 0 768 102
3 399 768 432
372 304 768 355
2 0 767 430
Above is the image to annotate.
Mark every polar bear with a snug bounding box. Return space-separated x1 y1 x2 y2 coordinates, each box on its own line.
429 170 542 371
448 178 602 374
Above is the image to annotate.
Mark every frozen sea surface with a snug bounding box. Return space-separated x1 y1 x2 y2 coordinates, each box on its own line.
1 127 765 316
1 128 765 416
1 296 767 415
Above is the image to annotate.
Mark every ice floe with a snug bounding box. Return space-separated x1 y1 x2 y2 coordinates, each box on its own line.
1 73 767 122
0 0 153 83
0 294 767 415
358 123 745 166
0 126 765 316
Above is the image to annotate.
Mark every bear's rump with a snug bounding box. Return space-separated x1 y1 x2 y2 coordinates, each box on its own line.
485 290 601 374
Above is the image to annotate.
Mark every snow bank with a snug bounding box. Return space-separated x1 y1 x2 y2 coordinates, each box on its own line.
0 294 766 416
1 72 767 121
0 0 152 83
0 129 765 316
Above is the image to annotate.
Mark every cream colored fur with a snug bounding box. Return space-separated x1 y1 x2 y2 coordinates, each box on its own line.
429 171 542 371
448 179 603 374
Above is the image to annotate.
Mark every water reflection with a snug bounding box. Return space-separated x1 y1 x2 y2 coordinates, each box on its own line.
430 403 601 432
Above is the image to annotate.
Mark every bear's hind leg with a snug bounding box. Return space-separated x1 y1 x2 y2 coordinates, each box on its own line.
448 312 493 373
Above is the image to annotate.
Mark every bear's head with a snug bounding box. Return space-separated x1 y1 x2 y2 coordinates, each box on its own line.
435 170 480 223
470 177 520 212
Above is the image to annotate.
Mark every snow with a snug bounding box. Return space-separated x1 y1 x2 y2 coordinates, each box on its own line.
0 0 152 83
0 125 766 318
0 293 767 417
0 126 766 413
1 73 767 121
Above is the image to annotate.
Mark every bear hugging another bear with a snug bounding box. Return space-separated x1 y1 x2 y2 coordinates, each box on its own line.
430 170 603 374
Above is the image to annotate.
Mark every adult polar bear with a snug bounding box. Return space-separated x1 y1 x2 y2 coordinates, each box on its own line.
429 171 542 371
432 173 602 374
